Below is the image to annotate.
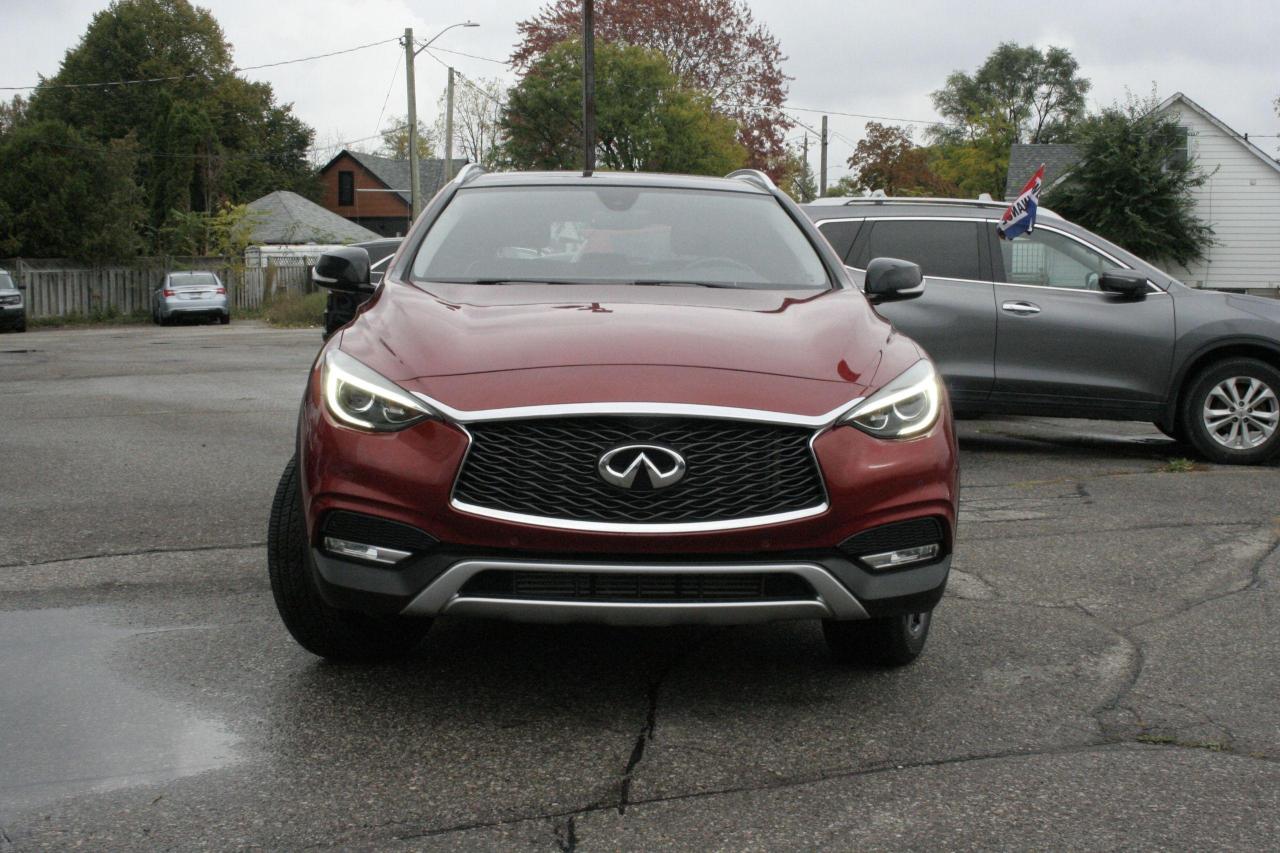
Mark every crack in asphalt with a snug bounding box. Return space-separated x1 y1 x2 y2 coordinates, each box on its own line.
390 738 1280 846
616 631 723 815
553 815 578 852
0 542 266 570
1127 535 1280 631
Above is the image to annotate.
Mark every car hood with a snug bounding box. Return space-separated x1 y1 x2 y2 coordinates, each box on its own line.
340 281 895 393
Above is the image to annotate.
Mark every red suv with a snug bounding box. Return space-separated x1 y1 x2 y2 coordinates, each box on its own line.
268 168 959 666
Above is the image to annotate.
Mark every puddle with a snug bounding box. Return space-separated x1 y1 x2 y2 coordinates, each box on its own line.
0 607 237 817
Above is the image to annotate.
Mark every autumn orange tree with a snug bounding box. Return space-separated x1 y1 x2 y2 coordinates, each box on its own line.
511 0 789 177
844 123 955 196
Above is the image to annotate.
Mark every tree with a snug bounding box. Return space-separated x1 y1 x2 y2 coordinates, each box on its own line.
25 0 317 242
1044 98 1214 266
159 202 259 256
845 123 955 196
777 142 817 202
0 95 27 139
379 115 436 160
512 0 788 177
928 43 1089 198
435 77 506 170
932 43 1090 146
502 40 746 175
822 175 863 198
0 120 145 261
927 110 1017 198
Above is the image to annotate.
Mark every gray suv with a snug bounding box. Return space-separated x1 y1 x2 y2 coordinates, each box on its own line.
803 198 1280 465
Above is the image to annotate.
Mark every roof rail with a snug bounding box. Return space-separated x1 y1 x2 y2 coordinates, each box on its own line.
838 196 1012 209
725 169 777 192
453 163 486 186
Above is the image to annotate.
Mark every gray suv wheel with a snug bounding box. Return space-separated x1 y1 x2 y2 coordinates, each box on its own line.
1182 358 1280 465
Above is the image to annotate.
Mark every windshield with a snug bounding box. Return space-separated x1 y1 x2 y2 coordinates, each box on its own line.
410 185 830 289
169 272 218 287
0 272 14 291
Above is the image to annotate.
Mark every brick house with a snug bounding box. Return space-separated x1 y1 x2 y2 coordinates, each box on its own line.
318 150 469 238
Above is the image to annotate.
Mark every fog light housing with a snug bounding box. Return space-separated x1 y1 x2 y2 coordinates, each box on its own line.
860 543 940 570
322 537 412 565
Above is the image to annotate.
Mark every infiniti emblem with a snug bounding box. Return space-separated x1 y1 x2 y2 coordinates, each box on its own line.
597 444 687 490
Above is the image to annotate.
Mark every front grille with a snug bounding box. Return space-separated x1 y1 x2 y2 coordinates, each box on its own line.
460 570 812 601
838 517 945 559
321 511 438 553
453 417 825 524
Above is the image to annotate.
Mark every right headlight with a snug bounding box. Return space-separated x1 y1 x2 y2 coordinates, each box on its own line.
322 349 437 432
840 360 941 438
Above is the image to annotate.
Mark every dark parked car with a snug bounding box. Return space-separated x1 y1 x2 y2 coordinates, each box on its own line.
322 238 401 337
0 270 25 332
269 168 959 666
804 197 1280 465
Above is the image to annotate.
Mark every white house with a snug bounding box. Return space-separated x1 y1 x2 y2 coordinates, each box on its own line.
1005 92 1280 293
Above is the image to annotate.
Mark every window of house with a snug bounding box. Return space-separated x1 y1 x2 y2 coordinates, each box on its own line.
338 171 355 206
857 220 983 281
997 228 1119 290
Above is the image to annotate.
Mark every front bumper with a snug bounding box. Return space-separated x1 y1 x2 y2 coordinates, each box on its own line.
298 355 959 626
311 545 951 625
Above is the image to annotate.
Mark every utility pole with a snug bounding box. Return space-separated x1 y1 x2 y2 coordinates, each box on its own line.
820 115 829 196
402 21 479 220
582 0 596 175
801 133 811 202
444 67 456 181
404 28 422 220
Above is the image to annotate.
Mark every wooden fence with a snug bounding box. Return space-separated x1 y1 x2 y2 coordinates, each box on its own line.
0 257 315 319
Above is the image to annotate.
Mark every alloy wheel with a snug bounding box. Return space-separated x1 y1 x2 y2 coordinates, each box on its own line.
1202 376 1279 450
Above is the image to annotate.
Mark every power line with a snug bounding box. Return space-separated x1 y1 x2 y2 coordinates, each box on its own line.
372 52 403 139
0 36 400 91
419 50 505 106
419 45 512 66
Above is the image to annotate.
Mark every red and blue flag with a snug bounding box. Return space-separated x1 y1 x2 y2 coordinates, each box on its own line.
997 164 1045 241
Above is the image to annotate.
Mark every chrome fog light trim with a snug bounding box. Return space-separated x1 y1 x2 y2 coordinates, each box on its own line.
861 543 940 570
322 536 412 565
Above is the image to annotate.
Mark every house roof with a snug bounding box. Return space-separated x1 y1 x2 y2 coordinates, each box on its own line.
245 191 380 245
1004 144 1082 200
324 150 470 206
1156 91 1280 178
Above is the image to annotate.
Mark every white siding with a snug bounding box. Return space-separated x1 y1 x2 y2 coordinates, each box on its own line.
1159 101 1280 290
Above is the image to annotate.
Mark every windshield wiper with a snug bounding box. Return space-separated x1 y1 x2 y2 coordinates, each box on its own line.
629 279 740 288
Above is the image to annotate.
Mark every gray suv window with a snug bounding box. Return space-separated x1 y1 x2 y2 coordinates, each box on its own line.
860 220 983 281
997 228 1119 290
0 271 15 290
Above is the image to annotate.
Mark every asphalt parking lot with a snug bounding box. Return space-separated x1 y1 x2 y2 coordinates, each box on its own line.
2 322 1278 850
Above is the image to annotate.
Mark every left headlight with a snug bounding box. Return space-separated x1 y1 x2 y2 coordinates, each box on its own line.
840 360 941 438
322 349 436 432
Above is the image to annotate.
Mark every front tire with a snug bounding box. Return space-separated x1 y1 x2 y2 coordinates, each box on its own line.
1181 358 1280 465
823 611 932 667
267 457 431 661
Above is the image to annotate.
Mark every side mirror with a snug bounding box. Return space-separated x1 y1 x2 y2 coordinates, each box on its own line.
1098 270 1148 297
865 257 924 302
313 247 374 293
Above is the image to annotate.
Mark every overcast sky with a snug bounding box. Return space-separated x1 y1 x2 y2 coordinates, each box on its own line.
3 0 1278 180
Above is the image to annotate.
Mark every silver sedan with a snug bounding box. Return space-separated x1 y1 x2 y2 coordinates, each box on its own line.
153 271 230 325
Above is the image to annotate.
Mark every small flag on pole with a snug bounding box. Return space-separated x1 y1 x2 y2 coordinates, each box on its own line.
997 163 1045 241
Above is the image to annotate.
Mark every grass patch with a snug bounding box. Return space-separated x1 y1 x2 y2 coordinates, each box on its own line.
30 308 151 328
261 291 327 328
1161 457 1199 473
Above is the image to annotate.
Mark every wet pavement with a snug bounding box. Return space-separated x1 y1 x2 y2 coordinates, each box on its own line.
1 323 1278 849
